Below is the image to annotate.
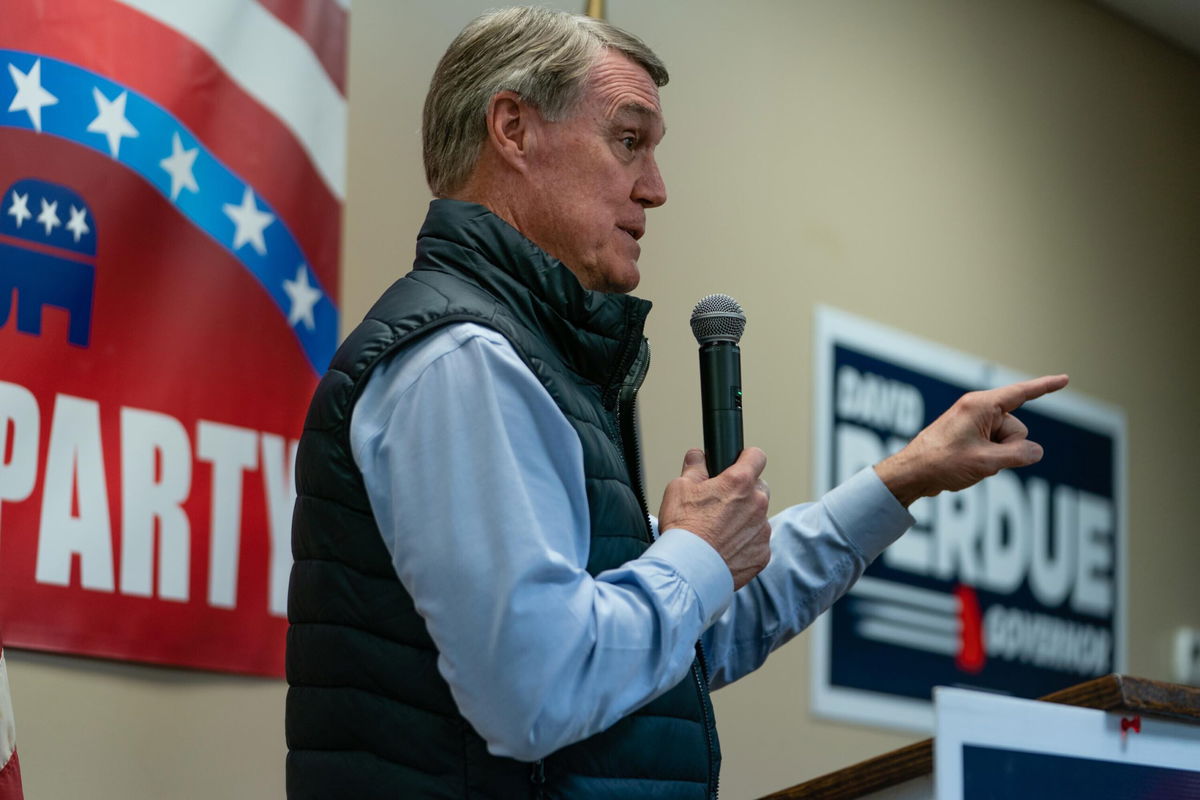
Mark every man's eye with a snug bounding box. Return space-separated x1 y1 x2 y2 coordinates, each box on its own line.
621 135 637 150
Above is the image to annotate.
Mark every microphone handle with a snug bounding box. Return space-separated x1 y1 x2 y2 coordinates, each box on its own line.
699 342 744 476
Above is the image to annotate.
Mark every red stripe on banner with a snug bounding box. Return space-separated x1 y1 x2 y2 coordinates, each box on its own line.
0 752 23 800
0 233 95 265
257 0 348 96
1 0 342 301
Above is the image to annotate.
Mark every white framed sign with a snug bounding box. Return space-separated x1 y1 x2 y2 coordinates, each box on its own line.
935 688 1200 798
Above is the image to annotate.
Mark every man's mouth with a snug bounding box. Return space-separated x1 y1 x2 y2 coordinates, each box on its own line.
619 226 644 241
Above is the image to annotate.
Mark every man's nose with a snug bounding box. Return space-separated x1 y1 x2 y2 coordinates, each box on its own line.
635 156 667 208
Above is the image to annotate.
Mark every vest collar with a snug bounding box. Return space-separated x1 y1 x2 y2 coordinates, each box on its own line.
415 199 653 399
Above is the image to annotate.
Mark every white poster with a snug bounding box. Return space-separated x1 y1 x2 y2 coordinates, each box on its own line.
935 688 1200 799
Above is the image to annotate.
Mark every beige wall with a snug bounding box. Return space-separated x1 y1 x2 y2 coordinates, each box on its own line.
9 2 1200 798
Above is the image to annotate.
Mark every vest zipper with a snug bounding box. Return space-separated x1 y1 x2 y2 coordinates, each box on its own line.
529 758 546 797
694 641 719 799
615 340 653 536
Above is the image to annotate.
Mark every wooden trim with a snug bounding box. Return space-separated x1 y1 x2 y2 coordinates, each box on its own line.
758 675 1200 799
1049 674 1200 723
758 738 932 800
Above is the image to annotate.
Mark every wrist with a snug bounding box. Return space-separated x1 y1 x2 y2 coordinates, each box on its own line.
874 450 926 508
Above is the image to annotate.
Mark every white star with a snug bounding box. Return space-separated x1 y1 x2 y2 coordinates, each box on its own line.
7 59 58 132
222 187 275 255
36 198 60 237
6 191 31 228
159 132 199 201
66 205 90 243
87 87 138 158
283 264 322 331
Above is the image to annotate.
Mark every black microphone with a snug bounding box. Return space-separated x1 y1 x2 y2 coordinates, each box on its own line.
690 294 746 476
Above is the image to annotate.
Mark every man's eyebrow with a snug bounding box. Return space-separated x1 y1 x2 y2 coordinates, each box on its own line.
612 103 667 136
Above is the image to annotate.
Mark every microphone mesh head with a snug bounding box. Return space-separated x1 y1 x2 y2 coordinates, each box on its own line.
690 293 746 344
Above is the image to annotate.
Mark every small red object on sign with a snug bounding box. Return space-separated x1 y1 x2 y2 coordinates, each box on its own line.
1120 715 1142 735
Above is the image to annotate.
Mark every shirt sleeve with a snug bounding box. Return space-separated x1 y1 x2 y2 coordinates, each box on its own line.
697 466 915 689
350 323 733 762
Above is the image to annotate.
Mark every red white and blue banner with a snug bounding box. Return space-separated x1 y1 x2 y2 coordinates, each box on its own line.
811 307 1127 732
0 0 346 676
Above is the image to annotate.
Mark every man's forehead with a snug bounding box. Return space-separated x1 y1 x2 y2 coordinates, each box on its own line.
586 50 663 122
613 102 659 121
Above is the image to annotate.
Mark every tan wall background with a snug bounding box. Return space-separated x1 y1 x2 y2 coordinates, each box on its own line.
8 1 1200 797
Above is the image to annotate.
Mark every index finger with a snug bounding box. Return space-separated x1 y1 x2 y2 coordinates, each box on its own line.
990 374 1069 412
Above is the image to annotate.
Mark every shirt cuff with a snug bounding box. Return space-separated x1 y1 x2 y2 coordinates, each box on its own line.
825 466 916 562
644 528 734 627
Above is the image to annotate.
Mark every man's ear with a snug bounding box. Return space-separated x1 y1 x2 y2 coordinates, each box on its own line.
484 90 539 172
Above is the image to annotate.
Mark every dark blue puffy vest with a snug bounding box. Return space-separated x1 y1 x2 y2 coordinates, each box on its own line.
286 200 720 799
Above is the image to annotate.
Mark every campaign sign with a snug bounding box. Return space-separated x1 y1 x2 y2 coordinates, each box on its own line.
0 1 345 676
935 688 1200 799
811 307 1126 732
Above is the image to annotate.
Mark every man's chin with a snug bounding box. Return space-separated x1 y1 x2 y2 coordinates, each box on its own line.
610 254 643 293
577 263 641 294
604 268 641 295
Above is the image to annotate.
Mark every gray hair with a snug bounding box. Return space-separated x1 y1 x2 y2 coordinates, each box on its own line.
422 6 668 197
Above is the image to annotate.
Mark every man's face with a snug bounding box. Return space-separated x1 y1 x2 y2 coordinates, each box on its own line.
518 50 667 294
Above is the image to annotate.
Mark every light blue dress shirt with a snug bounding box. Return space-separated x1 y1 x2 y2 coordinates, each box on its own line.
350 322 913 762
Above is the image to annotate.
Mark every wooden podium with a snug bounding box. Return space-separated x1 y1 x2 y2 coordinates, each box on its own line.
758 675 1200 799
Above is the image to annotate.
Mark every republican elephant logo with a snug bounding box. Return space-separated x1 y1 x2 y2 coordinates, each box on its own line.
1 178 95 347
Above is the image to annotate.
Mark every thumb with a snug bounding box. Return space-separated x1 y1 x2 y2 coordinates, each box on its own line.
993 439 1045 470
679 448 709 482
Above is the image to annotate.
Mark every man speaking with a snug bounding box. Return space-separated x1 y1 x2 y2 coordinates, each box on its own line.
285 7 1067 798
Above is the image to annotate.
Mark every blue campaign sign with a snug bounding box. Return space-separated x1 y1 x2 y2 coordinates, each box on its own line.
962 746 1200 799
810 307 1126 732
